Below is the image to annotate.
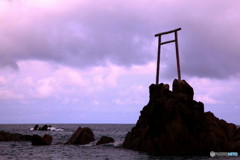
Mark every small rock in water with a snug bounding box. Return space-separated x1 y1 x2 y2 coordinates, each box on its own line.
31 124 63 131
32 134 52 145
66 127 95 145
39 124 49 131
33 125 39 130
96 136 115 145
0 131 32 141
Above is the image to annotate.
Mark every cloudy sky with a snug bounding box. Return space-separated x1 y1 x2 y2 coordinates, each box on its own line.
0 0 240 124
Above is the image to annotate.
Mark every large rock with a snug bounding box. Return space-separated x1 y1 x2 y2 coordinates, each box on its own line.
0 131 32 141
32 134 52 145
96 136 115 145
66 127 95 145
123 79 240 155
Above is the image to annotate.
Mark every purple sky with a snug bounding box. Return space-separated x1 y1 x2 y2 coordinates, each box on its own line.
0 0 240 124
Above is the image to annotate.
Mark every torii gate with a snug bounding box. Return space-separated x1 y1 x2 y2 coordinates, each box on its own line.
155 28 182 84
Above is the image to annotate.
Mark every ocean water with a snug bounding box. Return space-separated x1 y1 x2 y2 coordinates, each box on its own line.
0 124 237 160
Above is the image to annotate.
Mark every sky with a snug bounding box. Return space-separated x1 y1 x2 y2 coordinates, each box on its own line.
0 0 240 124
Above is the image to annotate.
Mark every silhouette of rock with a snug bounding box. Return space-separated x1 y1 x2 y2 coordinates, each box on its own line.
32 124 63 131
33 124 48 130
96 136 115 145
33 125 39 130
38 124 50 131
66 127 95 145
32 134 52 145
123 79 240 155
0 131 32 141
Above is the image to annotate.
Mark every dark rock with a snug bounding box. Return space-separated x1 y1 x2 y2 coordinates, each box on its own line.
32 134 52 145
0 131 32 141
66 127 95 145
32 135 45 145
39 125 49 131
96 136 115 145
173 79 194 101
14 134 33 141
43 134 52 145
34 124 51 131
123 79 240 155
34 125 39 130
232 128 240 141
0 131 19 141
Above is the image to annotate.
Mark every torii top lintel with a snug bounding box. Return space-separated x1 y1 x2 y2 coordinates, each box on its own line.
155 28 181 37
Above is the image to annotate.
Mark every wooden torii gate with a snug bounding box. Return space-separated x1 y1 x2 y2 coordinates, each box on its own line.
155 28 182 84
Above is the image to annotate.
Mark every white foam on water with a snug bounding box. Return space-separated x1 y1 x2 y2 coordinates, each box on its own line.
29 126 64 132
113 140 123 148
81 141 95 147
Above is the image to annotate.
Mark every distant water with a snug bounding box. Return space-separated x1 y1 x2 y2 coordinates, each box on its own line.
0 124 237 160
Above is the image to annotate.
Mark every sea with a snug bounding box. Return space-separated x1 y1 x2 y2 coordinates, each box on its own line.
0 124 238 160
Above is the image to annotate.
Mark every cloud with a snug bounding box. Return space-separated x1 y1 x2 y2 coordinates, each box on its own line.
0 60 154 102
0 0 155 69
0 59 240 123
0 59 154 123
1 0 239 79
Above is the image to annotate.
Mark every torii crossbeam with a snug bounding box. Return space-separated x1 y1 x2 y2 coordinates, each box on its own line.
155 28 182 84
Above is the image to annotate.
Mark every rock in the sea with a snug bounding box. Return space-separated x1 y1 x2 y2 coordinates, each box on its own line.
123 79 240 155
0 131 32 141
32 134 52 145
38 124 50 131
96 136 115 145
66 127 95 145
33 124 52 131
33 125 39 130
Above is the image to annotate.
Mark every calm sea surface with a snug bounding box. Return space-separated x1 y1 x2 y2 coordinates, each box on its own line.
0 124 237 160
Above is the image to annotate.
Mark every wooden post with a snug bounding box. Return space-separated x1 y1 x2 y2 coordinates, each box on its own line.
174 31 181 81
156 36 161 85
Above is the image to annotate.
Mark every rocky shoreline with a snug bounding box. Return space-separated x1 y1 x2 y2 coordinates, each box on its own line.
0 126 115 146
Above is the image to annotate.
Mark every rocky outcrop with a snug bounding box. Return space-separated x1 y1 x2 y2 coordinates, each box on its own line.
123 79 240 155
0 131 32 141
66 127 95 145
96 136 115 145
32 134 52 145
33 124 51 131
